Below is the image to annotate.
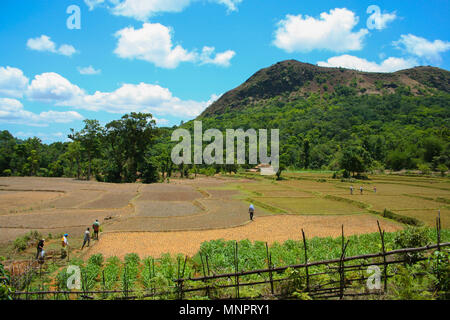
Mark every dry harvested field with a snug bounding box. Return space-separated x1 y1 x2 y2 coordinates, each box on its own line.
0 173 449 259
87 214 401 259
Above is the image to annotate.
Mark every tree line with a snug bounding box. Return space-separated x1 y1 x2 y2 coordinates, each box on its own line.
0 89 449 181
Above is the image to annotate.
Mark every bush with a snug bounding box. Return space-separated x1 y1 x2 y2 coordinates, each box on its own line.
418 163 431 175
13 237 28 252
12 230 42 252
393 227 431 263
88 254 104 267
437 164 448 177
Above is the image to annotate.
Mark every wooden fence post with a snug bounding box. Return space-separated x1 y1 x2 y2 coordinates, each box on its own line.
265 242 274 294
339 225 349 300
301 229 309 292
235 241 240 299
377 221 388 292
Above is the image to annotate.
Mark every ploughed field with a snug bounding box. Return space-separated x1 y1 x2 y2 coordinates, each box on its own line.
0 173 448 258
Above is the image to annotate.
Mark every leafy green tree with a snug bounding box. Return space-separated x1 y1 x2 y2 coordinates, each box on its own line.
69 120 103 181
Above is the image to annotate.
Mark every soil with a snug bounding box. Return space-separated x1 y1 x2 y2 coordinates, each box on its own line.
86 214 402 259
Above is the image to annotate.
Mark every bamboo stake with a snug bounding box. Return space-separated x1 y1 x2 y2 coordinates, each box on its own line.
377 221 388 292
301 229 309 292
265 242 274 294
235 241 240 299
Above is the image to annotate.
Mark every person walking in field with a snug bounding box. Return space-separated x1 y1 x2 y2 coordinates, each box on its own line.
360 186 363 195
350 185 354 195
81 228 91 249
61 233 69 258
92 219 100 240
373 186 377 193
249 204 255 221
36 239 45 260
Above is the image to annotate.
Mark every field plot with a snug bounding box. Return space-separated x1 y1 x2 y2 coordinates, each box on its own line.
88 214 401 258
0 191 63 214
337 194 442 212
391 208 449 228
135 201 202 217
203 189 240 200
254 197 366 215
0 208 125 229
279 180 343 193
48 190 105 208
79 192 136 209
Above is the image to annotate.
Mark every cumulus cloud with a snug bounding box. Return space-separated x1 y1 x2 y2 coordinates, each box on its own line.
1 66 216 121
0 98 83 127
317 54 417 73
26 35 77 56
0 66 29 98
393 34 450 63
273 8 369 53
77 82 214 117
78 66 102 75
199 47 236 67
366 5 396 30
114 23 196 68
84 0 105 11
27 72 85 102
94 0 243 21
114 23 235 68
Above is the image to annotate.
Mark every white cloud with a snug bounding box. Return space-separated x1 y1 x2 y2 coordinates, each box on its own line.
1 66 216 120
78 66 102 75
111 0 192 21
317 54 417 72
26 35 77 56
84 0 105 11
199 47 236 67
273 8 369 53
114 23 235 68
104 0 242 21
0 66 29 98
0 98 83 126
114 23 196 68
366 5 396 30
77 82 213 117
27 72 85 102
393 34 450 63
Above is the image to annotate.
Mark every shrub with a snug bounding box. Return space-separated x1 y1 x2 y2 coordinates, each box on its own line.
13 237 28 252
88 254 104 267
393 227 431 263
418 163 431 175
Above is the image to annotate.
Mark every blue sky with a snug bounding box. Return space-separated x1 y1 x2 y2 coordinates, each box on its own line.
0 0 449 143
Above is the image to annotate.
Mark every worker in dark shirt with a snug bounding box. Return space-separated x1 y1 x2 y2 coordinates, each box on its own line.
36 239 45 259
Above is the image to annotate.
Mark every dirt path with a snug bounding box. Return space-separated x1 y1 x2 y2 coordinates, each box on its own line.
86 214 402 259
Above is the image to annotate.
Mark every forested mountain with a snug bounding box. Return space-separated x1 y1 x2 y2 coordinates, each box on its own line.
1 60 449 181
193 60 450 174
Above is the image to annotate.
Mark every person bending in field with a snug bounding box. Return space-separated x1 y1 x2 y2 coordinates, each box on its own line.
36 239 45 260
249 203 255 221
81 228 91 249
350 185 354 195
92 219 100 240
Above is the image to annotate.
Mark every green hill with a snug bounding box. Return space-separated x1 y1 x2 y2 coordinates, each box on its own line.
193 60 450 172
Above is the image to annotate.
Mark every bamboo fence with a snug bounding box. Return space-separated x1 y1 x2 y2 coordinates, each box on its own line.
8 217 449 300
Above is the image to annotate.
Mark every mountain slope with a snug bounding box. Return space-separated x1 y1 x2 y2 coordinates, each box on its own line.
200 60 450 117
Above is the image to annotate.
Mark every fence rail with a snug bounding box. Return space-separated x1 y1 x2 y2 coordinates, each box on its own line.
8 216 448 300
